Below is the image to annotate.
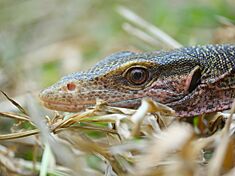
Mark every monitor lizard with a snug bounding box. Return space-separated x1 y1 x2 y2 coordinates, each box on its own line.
39 44 235 117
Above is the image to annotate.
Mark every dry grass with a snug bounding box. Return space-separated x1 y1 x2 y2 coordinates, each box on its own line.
0 91 235 176
1 3 235 176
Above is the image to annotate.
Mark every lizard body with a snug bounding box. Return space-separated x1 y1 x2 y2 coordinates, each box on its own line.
39 44 235 117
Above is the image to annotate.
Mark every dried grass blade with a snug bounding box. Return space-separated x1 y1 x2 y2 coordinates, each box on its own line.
55 126 118 135
59 130 125 175
1 90 28 115
0 129 39 140
207 100 235 176
0 112 30 121
116 6 182 49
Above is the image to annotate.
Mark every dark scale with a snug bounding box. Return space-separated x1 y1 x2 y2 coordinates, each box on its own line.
39 44 235 117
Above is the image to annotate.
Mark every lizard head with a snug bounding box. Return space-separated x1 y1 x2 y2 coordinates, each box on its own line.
39 49 202 113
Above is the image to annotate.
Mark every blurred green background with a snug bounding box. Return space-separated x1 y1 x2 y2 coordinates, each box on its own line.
0 0 235 100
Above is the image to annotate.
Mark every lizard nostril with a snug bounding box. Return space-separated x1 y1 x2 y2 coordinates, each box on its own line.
66 82 76 91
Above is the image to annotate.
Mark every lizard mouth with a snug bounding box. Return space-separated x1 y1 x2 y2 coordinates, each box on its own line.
41 100 88 112
40 97 143 112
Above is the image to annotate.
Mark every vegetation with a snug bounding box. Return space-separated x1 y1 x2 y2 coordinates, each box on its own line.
0 0 235 175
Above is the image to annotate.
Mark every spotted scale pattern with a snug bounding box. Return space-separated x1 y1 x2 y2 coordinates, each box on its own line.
39 44 235 117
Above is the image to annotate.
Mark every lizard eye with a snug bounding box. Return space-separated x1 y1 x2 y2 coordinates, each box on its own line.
67 82 76 91
126 67 149 85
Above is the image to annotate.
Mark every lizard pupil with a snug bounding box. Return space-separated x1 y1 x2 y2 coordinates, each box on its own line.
127 67 148 85
132 70 143 80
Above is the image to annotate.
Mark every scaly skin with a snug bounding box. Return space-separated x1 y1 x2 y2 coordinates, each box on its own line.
39 44 235 117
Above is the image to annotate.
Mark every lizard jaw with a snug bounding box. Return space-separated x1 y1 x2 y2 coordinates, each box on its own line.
40 94 145 112
40 100 88 112
39 91 143 112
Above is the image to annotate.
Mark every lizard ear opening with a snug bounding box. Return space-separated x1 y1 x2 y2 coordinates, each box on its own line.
187 66 201 93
